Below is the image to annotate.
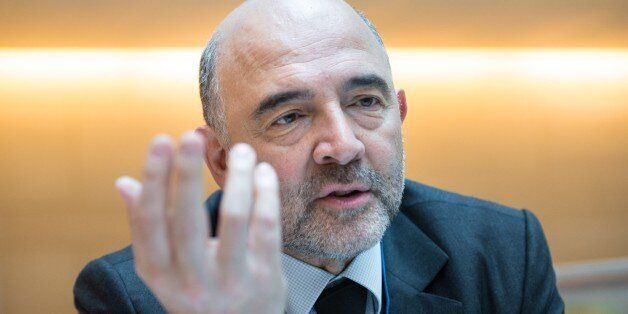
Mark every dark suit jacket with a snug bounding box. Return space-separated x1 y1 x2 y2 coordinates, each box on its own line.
74 179 564 313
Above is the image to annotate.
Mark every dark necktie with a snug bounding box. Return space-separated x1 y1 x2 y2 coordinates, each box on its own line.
313 278 368 314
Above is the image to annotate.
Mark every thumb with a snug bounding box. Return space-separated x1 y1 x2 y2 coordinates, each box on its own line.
115 176 142 210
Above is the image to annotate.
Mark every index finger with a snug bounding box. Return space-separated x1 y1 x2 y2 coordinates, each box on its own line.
130 135 174 273
170 132 210 277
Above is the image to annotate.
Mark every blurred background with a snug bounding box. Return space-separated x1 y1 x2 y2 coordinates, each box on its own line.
1 0 627 313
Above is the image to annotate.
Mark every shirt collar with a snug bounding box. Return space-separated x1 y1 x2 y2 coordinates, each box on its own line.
281 242 382 314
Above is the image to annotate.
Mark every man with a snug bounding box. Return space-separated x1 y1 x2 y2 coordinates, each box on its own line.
74 0 564 313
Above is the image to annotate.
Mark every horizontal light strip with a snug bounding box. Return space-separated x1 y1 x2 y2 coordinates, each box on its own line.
1 48 627 82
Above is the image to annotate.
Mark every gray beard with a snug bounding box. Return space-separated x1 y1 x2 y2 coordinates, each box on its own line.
280 140 405 261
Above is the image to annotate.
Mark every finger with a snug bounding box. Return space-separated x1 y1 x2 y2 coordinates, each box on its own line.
170 131 209 276
132 135 174 273
115 176 142 209
217 143 256 272
250 162 282 268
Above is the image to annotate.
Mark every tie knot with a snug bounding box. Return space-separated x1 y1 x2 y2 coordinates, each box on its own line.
314 278 368 314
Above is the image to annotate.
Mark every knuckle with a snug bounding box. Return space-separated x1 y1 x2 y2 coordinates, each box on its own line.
131 211 151 227
175 158 197 178
224 210 249 226
259 233 280 250
177 168 194 181
256 213 278 230
143 164 164 181
131 208 159 226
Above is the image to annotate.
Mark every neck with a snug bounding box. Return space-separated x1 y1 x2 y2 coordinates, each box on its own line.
284 249 355 275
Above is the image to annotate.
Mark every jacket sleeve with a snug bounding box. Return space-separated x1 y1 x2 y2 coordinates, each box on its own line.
520 209 565 313
73 258 137 313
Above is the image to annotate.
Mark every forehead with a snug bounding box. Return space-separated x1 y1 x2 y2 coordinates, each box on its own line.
230 36 386 86
216 12 390 119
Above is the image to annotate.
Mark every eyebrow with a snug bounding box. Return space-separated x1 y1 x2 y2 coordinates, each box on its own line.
250 74 393 121
343 74 392 101
251 89 314 121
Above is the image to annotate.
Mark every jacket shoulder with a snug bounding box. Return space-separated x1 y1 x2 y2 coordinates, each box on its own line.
74 246 163 313
101 245 135 265
73 246 136 313
400 180 529 253
398 179 564 312
401 179 524 220
400 179 529 277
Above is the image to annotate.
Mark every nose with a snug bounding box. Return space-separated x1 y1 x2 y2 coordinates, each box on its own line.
312 107 365 165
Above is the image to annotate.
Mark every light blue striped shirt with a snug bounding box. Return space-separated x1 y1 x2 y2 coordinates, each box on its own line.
281 243 382 314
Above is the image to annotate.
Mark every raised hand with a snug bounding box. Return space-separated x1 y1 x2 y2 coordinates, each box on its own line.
114 132 286 313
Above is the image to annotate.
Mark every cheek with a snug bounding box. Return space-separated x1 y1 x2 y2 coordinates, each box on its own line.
362 122 402 170
254 144 310 189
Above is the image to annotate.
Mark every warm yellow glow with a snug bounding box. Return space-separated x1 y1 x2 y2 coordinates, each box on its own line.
2 48 627 84
1 48 627 314
0 48 196 85
388 48 628 83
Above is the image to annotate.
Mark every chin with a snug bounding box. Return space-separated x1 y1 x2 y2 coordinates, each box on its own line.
284 202 392 260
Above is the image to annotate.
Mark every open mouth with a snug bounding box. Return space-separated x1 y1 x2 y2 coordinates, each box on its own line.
329 190 362 197
317 190 372 208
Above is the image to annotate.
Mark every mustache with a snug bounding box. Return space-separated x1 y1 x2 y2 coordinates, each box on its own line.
296 161 382 201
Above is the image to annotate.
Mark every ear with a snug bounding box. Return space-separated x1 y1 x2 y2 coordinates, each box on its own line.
396 89 408 123
195 125 227 188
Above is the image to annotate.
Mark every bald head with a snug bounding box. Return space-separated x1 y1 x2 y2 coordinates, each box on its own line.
219 0 384 49
199 0 388 144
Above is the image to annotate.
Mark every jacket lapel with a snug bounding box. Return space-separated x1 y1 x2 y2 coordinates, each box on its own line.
383 212 462 313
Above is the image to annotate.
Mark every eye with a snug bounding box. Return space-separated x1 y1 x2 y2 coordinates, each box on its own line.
273 112 302 126
354 96 382 108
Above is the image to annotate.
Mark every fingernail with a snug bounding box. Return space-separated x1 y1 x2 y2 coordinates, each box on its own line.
151 135 171 156
257 162 274 174
115 176 131 191
115 176 140 195
255 162 277 181
229 144 256 171
255 163 278 189
180 132 201 155
230 143 252 158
